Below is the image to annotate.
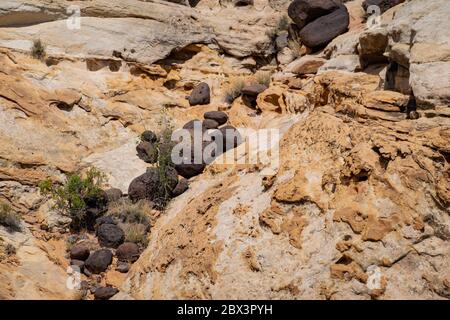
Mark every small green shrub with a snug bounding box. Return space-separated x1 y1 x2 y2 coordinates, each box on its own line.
154 108 176 209
223 78 246 104
39 168 106 230
31 39 46 60
0 202 21 232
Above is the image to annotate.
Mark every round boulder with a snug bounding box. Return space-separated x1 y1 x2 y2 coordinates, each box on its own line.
94 286 119 300
204 111 228 125
288 0 340 29
116 242 140 262
70 244 90 261
242 84 268 97
96 223 124 248
141 130 158 143
203 119 219 130
188 82 210 106
136 140 158 163
128 167 178 202
299 5 350 48
85 249 113 274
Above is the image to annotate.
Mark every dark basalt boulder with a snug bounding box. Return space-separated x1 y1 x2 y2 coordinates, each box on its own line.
204 111 228 125
141 130 158 143
128 167 178 202
203 119 219 130
85 249 113 274
70 244 90 261
188 82 210 106
136 141 158 163
116 242 140 262
183 119 203 130
242 84 268 97
299 6 350 48
171 178 189 197
94 286 119 300
288 0 340 29
96 223 125 248
95 215 116 227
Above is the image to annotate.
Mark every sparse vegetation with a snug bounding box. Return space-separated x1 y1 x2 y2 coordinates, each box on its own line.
123 223 149 247
39 168 106 230
255 71 271 87
108 198 154 227
223 78 246 104
108 199 154 248
0 202 21 232
31 39 46 60
154 108 176 209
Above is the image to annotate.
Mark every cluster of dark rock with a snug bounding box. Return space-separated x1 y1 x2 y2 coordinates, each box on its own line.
68 208 141 300
175 111 242 178
131 109 241 203
288 0 350 48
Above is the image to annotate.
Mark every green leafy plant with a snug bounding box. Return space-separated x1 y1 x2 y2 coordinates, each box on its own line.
31 38 46 60
154 108 176 209
39 168 106 230
223 78 246 104
0 202 21 232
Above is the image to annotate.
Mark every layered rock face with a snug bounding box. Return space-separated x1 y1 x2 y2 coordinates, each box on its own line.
0 0 449 300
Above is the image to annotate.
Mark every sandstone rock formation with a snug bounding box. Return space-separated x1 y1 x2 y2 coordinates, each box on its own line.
0 0 448 300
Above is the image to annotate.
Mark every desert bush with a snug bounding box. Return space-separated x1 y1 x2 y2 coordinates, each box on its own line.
108 198 153 247
223 78 246 104
108 198 154 228
154 108 176 209
0 202 21 232
255 71 271 87
31 39 46 60
123 223 149 248
39 167 106 230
